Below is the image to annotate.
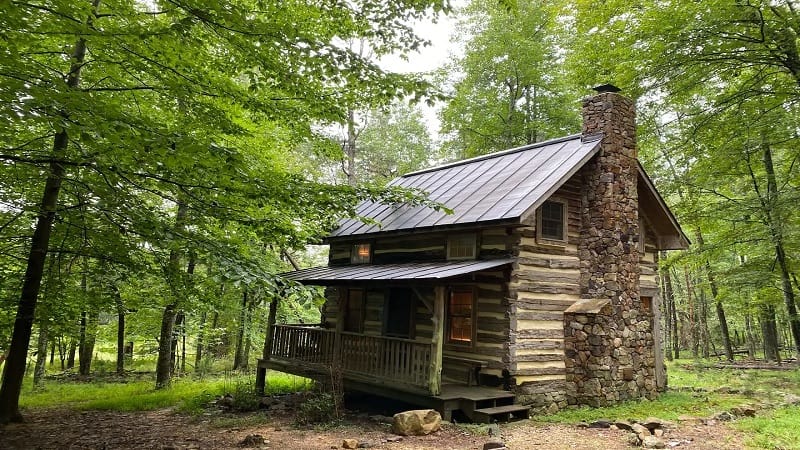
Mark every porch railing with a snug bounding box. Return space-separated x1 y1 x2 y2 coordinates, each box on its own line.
269 324 432 390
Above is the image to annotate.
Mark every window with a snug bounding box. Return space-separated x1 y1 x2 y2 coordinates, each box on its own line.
351 243 371 264
343 289 365 333
447 234 476 260
537 200 567 242
448 290 474 344
384 288 414 338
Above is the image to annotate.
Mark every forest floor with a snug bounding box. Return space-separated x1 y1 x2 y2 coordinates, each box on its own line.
0 405 748 450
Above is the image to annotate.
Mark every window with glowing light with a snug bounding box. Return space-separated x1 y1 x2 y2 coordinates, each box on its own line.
350 243 371 264
447 290 474 344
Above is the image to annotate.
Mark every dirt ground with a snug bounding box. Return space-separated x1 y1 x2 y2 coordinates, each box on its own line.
0 408 747 450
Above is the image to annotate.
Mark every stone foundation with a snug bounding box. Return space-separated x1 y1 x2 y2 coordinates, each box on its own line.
514 380 568 414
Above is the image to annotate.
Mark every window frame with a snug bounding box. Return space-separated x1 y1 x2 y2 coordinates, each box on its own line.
536 199 568 243
382 287 415 339
350 243 372 264
446 233 477 261
445 287 476 347
342 289 366 333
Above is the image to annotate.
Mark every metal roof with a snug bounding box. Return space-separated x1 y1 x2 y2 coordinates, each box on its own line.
281 259 514 284
330 134 603 238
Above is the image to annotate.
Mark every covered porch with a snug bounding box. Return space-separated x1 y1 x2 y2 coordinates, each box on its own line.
255 259 513 398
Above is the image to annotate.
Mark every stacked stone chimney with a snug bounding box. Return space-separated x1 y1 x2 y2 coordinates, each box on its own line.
563 86 658 406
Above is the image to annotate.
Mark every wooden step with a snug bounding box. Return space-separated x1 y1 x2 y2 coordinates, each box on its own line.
471 404 530 423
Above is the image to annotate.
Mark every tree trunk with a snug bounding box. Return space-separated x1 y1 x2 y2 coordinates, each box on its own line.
115 287 125 376
67 338 76 369
344 109 357 186
155 304 178 388
58 336 66 371
757 140 800 357
171 312 184 376
694 230 734 361
660 253 675 361
683 268 699 358
670 267 680 359
154 202 188 388
697 282 710 358
233 289 248 370
33 324 49 387
195 311 207 371
49 339 55 366
0 7 101 418
761 305 781 362
79 310 98 376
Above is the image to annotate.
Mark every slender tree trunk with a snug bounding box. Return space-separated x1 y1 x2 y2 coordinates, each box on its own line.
49 339 55 366
58 336 66 371
206 312 220 358
755 140 800 357
115 287 125 376
33 325 49 387
697 282 711 358
694 231 734 361
684 268 699 358
195 311 207 371
0 6 101 416
661 254 675 361
344 109 357 186
171 312 184 375
233 289 248 370
155 202 188 389
670 267 680 359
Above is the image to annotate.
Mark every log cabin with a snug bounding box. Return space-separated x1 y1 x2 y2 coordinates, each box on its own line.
256 86 689 422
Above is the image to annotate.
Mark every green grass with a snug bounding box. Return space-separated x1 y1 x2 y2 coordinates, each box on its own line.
20 371 312 413
737 406 800 450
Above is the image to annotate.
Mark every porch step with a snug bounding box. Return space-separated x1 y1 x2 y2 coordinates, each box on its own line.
472 404 530 423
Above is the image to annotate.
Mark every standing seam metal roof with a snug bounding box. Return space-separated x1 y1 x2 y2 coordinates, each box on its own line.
280 259 514 283
330 134 603 238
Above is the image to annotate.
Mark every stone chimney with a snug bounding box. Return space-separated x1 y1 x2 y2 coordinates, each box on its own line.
563 86 657 407
579 84 640 306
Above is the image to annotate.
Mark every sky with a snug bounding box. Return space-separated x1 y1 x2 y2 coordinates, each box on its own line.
377 5 467 139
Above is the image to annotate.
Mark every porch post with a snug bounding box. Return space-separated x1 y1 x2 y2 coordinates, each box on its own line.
256 295 279 395
428 286 445 395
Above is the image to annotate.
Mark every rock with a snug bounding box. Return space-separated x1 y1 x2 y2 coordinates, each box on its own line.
784 393 800 405
714 411 734 421
614 420 633 431
342 439 359 449
488 423 501 436
483 439 505 450
632 423 651 441
576 422 589 429
589 419 612 429
357 442 374 448
238 434 266 447
625 432 641 446
676 415 704 425
217 394 235 409
391 410 442 436
642 436 666 449
730 405 757 418
654 428 664 437
641 417 666 431
385 436 403 443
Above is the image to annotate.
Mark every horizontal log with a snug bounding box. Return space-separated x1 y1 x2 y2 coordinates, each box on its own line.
516 256 581 270
513 354 565 363
512 281 581 295
513 270 580 284
515 311 564 321
517 329 564 339
510 340 564 351
512 367 567 376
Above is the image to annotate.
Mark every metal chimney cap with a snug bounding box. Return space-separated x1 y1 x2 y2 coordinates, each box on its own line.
593 84 622 93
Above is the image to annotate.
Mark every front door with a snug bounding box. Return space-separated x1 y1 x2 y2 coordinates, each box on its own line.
384 287 414 338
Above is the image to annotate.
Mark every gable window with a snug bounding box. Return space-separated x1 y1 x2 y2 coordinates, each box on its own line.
447 234 476 260
343 289 365 333
447 289 474 344
351 243 371 264
537 200 567 242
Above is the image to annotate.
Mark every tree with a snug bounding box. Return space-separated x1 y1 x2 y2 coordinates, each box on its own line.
0 0 449 423
439 0 579 158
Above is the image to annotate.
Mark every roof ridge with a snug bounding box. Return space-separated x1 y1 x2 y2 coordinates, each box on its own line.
403 133 584 177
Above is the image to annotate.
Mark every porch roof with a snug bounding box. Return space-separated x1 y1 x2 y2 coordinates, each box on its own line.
281 258 514 284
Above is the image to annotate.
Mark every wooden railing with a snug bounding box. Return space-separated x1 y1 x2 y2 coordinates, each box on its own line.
269 325 432 390
340 332 432 388
270 324 335 365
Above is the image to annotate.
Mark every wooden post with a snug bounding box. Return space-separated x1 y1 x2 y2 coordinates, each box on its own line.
428 286 445 396
256 295 279 395
333 288 345 365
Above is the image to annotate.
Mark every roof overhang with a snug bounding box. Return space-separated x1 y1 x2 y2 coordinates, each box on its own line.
281 258 514 285
637 163 690 250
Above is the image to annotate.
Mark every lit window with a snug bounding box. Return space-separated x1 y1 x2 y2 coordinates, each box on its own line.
351 243 371 264
538 200 566 242
447 234 476 260
448 290 473 344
